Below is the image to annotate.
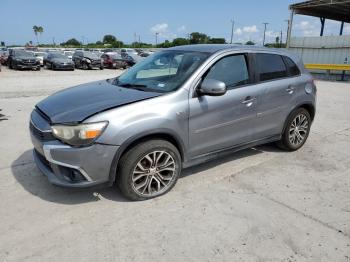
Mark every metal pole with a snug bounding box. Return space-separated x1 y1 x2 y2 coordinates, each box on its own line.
341 57 348 81
340 21 344 36
286 10 294 48
262 22 268 46
230 19 235 44
280 30 283 47
155 32 159 47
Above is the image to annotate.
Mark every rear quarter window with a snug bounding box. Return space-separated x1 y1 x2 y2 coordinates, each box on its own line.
255 53 288 82
283 56 301 76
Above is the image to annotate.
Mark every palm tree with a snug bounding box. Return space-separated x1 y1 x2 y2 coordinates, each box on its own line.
33 25 44 45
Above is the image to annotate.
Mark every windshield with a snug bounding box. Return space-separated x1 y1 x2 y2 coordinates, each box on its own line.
116 50 209 93
51 53 66 59
15 50 34 57
83 52 100 59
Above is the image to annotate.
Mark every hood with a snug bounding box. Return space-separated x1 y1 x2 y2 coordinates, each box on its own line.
52 58 72 63
36 80 162 124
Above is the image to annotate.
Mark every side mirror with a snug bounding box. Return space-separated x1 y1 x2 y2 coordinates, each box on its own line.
198 79 227 96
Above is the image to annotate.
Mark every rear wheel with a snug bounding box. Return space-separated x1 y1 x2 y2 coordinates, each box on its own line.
117 140 181 201
277 108 311 151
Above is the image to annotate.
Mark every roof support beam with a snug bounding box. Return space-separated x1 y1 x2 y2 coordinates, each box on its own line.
320 17 326 36
340 21 344 35
286 10 294 48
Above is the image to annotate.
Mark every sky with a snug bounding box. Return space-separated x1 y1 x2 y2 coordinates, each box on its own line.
1 0 350 46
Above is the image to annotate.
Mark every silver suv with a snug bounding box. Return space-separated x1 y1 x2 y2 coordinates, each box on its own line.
30 45 316 200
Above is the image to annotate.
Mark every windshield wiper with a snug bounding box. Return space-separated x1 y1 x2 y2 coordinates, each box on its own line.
118 83 148 88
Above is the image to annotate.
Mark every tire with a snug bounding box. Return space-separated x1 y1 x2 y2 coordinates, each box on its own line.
100 66 104 70
117 139 181 201
277 108 311 151
51 63 55 70
82 62 88 70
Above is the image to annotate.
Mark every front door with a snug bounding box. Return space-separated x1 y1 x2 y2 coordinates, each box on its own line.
188 53 258 157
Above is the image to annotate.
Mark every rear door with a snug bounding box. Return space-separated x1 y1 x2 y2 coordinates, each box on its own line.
252 53 301 139
188 53 259 157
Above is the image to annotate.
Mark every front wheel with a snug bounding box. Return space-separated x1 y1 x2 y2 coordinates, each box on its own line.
277 108 311 151
117 140 181 201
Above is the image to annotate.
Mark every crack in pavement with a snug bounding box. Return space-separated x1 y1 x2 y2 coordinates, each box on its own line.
263 194 350 239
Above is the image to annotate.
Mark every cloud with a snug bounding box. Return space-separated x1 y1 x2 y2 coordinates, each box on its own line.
150 23 169 34
265 30 279 38
234 28 243 35
150 23 177 39
177 25 187 32
243 25 259 33
294 20 319 36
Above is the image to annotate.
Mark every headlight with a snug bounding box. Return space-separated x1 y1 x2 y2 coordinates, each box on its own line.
83 58 91 63
51 121 108 146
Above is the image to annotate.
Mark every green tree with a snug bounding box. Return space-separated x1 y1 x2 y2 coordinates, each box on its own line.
103 34 117 44
245 40 255 45
62 38 81 46
209 38 226 44
190 32 210 44
33 25 44 45
172 38 189 46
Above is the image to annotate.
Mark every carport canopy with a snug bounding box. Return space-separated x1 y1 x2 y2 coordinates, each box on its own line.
287 0 350 46
290 0 350 23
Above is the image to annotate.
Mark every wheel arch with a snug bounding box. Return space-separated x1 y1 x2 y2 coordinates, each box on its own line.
108 130 186 184
282 102 315 133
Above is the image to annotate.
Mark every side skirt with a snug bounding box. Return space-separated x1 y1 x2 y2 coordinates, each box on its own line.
182 134 281 169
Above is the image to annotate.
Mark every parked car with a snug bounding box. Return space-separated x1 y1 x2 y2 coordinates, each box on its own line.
34 52 46 66
72 51 103 70
101 52 127 69
8 49 40 70
29 45 316 201
139 50 155 57
121 52 143 67
0 50 9 65
63 51 74 60
45 52 75 70
121 48 138 56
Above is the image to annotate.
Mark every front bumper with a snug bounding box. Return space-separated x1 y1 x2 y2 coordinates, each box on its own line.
54 63 74 70
17 63 40 69
30 111 119 187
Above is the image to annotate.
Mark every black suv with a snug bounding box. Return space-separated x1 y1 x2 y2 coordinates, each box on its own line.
8 49 40 70
72 51 103 70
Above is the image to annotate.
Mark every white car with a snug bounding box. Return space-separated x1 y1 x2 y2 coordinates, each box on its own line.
63 51 74 60
34 52 46 66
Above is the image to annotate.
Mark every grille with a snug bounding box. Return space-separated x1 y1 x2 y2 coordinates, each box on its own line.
23 59 36 64
30 122 55 141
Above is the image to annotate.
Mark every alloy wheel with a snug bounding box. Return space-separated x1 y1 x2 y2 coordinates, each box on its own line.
131 151 176 196
288 113 309 146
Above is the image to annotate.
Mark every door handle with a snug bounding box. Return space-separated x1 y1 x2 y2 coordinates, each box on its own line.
286 86 294 94
241 96 256 107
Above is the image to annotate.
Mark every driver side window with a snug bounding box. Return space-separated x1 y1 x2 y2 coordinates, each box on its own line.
203 54 250 89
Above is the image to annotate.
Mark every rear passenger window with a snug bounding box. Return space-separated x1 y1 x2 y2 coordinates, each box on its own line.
284 56 300 76
256 54 288 81
204 54 249 89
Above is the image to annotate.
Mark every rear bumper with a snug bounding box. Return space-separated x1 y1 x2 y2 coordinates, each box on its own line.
31 131 119 188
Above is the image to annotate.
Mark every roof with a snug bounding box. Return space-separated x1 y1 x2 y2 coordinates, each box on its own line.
168 44 279 54
290 0 350 23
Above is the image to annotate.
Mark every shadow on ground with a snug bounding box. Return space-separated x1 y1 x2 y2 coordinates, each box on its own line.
12 145 281 205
